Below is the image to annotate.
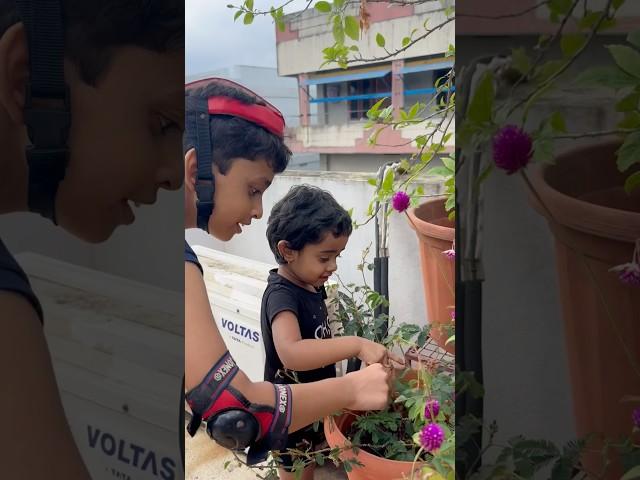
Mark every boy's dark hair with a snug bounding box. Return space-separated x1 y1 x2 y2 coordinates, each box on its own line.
267 185 352 264
0 0 184 86
184 81 291 175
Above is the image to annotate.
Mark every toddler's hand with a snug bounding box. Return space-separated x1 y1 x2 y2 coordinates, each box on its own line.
356 338 404 367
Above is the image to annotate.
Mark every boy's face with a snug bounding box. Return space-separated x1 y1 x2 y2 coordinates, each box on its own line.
288 232 349 288
55 48 184 242
208 157 274 241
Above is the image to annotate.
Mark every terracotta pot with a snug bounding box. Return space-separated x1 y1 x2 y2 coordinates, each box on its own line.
528 141 640 477
324 413 443 480
406 198 455 354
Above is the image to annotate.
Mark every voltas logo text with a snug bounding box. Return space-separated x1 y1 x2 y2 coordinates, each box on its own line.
87 425 176 480
221 317 260 343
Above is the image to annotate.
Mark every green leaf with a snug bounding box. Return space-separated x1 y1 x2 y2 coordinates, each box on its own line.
550 111 567 133
445 194 455 212
243 12 254 24
344 15 359 41
511 47 531 75
408 102 420 119
314 1 331 13
427 166 451 177
442 156 455 172
315 454 325 466
467 70 494 124
367 178 378 186
598 18 618 32
333 16 345 44
549 0 573 16
368 97 386 117
579 10 602 30
621 465 640 480
607 45 640 79
624 171 640 194
617 131 640 172
277 19 286 32
560 33 586 57
382 168 394 193
334 0 344 8
402 36 411 47
575 66 638 90
628 29 640 49
376 33 385 48
234 10 243 21
245 0 253 10
617 92 640 112
619 112 640 129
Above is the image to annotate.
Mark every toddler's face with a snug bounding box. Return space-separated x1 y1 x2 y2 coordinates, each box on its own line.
290 232 349 288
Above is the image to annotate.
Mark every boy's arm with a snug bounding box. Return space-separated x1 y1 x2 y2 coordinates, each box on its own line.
186 263 391 433
0 292 92 479
271 310 400 371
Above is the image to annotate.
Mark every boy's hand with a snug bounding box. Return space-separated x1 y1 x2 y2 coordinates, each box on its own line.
344 363 391 411
356 338 405 368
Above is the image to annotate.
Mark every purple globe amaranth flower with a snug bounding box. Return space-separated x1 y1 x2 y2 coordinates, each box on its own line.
611 263 640 286
633 407 640 428
391 191 411 213
610 240 640 287
424 399 440 420
492 125 533 175
419 423 444 452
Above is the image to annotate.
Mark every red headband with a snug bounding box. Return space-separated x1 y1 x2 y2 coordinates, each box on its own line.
208 96 285 138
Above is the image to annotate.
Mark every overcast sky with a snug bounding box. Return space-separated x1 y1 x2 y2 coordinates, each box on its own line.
186 0 311 76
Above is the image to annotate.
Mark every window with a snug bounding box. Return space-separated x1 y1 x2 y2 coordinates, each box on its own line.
348 75 391 121
433 68 454 110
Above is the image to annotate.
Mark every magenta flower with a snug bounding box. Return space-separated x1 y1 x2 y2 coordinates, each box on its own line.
492 125 533 175
442 248 455 260
424 399 440 420
610 240 640 287
419 423 444 452
450 309 456 322
633 407 640 428
391 191 411 213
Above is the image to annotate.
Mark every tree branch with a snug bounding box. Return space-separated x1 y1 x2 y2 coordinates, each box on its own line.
457 0 551 20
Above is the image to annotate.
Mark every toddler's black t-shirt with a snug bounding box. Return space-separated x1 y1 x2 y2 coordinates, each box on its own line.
261 269 336 385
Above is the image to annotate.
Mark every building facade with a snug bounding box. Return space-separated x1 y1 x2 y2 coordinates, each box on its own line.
276 1 455 172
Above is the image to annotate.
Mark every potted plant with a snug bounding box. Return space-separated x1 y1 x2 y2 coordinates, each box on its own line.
327 262 455 480
324 364 454 480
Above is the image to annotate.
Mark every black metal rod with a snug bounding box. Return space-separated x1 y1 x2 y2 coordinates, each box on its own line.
455 201 484 476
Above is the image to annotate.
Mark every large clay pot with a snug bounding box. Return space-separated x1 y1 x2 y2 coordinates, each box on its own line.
528 141 640 477
324 413 442 480
406 198 455 354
